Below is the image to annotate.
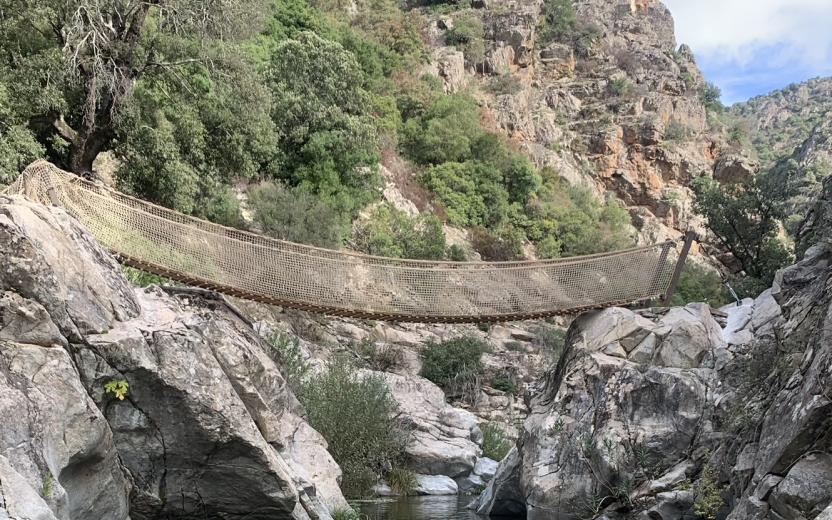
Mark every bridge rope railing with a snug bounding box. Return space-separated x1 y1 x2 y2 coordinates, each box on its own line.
3 161 685 323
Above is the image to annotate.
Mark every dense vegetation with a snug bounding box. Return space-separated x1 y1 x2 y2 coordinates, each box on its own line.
421 336 490 403
0 0 635 262
692 176 792 297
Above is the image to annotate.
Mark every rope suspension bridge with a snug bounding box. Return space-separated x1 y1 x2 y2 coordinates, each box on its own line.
3 161 693 323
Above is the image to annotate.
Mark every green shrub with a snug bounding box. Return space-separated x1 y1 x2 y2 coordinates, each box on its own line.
490 373 518 395
298 359 408 497
699 82 724 113
401 94 484 166
352 341 404 372
446 244 469 261
421 336 490 402
539 0 601 53
669 263 731 307
445 11 485 63
727 122 749 146
420 161 509 227
470 226 524 261
693 465 724 520
481 423 512 461
248 181 347 248
331 506 365 520
488 73 523 96
266 333 310 392
387 467 418 495
353 204 447 259
609 78 630 97
122 266 168 288
664 121 692 143
536 325 567 361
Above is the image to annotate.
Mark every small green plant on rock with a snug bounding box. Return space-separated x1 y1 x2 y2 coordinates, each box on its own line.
490 373 518 395
266 333 310 393
104 380 129 401
664 120 692 143
481 422 512 461
122 266 167 287
610 78 630 97
40 472 54 498
352 341 403 372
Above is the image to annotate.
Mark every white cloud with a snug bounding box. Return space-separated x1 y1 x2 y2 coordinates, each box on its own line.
663 0 832 68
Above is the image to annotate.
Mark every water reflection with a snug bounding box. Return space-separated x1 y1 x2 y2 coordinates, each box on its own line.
352 495 481 520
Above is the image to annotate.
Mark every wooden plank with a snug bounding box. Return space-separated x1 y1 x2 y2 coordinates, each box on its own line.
661 231 697 306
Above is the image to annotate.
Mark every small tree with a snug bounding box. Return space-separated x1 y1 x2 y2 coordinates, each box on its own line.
248 181 347 248
699 82 724 113
353 204 447 260
692 176 792 296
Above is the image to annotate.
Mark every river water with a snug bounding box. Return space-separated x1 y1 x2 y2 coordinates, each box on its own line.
352 495 482 520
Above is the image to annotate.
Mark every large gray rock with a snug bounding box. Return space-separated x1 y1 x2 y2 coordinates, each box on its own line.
75 288 345 519
0 197 139 341
473 457 499 480
0 455 59 520
374 371 482 477
477 241 832 519
0 342 130 519
472 447 525 517
414 474 458 495
0 196 345 519
768 453 832 519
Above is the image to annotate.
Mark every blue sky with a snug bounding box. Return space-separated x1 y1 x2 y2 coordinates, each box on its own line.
663 0 832 105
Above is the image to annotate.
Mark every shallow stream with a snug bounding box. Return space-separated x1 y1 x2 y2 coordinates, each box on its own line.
351 495 483 520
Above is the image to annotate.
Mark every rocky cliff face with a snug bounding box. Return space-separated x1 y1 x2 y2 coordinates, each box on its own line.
474 183 832 519
0 196 346 519
417 0 749 246
732 77 832 168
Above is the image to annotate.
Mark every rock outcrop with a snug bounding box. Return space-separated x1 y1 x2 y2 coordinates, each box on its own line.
0 196 346 519
475 236 832 518
375 371 482 478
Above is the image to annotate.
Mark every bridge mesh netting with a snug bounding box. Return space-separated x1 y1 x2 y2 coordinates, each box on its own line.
3 161 680 323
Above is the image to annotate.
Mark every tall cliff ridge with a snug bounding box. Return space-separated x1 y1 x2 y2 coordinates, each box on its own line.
733 77 832 168
420 0 743 245
729 78 832 234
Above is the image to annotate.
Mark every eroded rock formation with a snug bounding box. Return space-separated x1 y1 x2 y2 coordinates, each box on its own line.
0 196 346 520
475 206 832 519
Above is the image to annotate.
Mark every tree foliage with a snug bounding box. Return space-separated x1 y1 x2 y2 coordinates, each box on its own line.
267 31 383 216
354 204 448 259
421 336 490 391
0 0 268 174
669 263 731 307
298 359 408 497
539 0 601 54
692 176 793 296
248 181 346 248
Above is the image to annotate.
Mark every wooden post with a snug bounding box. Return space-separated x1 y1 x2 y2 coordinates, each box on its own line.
662 231 697 306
